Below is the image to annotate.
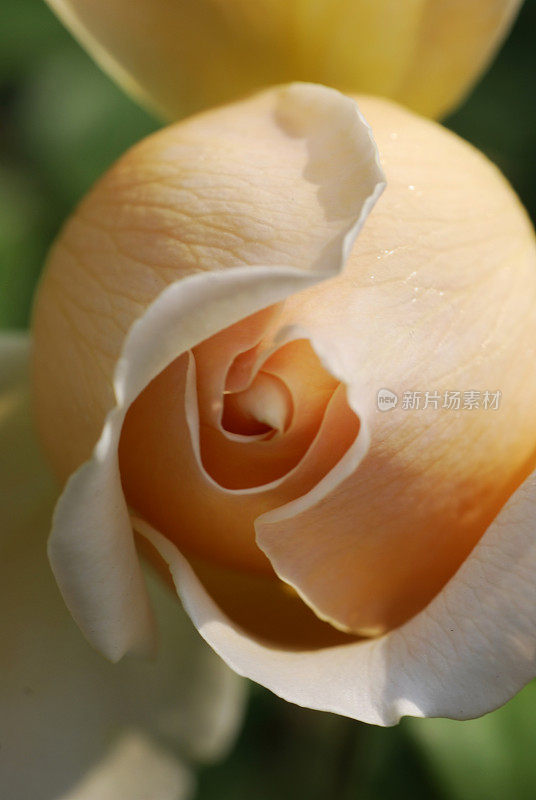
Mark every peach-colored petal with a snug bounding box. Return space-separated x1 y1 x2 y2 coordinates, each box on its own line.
255 96 536 635
135 464 536 724
33 88 536 723
120 333 363 575
33 84 383 482
38 84 384 659
194 335 340 490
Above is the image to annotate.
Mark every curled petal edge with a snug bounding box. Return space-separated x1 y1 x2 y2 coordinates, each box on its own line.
0 332 246 795
47 85 385 661
135 467 536 725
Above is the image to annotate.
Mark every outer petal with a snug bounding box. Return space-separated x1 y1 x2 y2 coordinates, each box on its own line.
44 0 522 119
136 465 536 725
34 85 384 659
0 334 245 799
254 95 536 634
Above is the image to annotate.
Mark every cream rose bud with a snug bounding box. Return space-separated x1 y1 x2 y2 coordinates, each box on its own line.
33 84 536 724
46 0 522 120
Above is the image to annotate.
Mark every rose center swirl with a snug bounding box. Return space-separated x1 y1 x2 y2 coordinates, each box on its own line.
118 306 360 574
196 337 341 491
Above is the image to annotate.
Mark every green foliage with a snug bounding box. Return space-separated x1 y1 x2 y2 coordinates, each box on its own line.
0 0 156 327
195 680 536 800
405 681 536 800
196 686 441 800
447 0 536 219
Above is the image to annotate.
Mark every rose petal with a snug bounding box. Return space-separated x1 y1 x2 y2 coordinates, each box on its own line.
255 96 536 635
135 464 536 724
34 83 383 482
36 88 536 686
45 0 522 119
120 338 363 575
0 334 245 797
195 338 343 490
36 85 385 658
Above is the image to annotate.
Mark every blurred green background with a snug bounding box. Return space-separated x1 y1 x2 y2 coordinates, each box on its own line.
1 0 535 797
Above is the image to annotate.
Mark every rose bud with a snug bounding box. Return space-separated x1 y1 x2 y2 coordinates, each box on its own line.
33 84 536 724
45 0 522 119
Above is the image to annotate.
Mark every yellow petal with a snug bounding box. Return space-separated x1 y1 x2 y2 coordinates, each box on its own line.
45 0 522 119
